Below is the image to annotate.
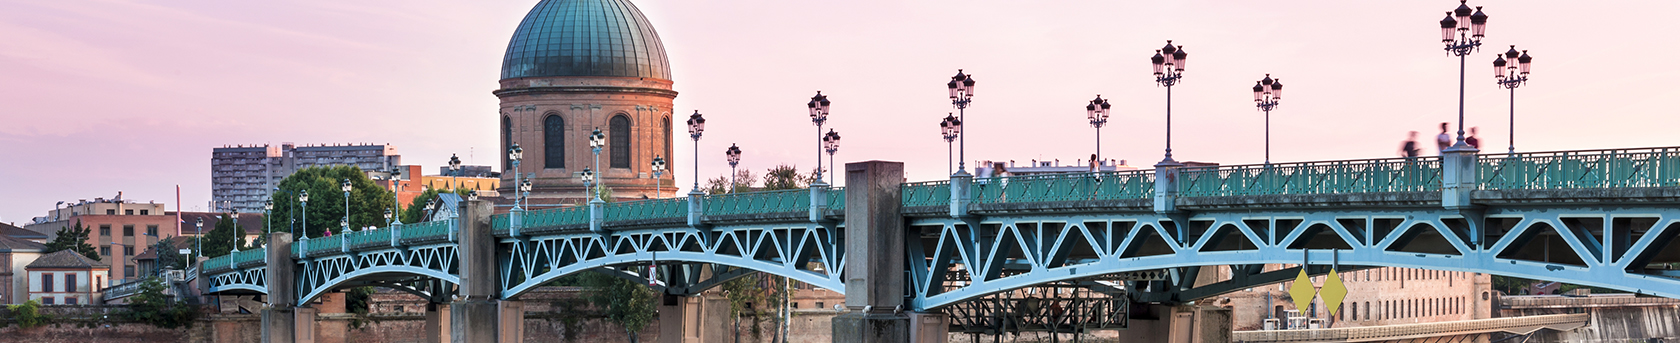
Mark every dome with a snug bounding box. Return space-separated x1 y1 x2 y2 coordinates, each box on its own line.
501 0 671 80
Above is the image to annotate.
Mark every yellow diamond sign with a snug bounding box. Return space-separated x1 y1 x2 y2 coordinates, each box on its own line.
1288 269 1316 312
1321 269 1349 316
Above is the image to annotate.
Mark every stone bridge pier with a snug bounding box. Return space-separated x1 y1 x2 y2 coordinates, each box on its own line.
832 161 949 343
454 200 524 343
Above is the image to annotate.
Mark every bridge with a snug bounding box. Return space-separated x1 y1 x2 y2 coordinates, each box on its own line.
200 147 1680 342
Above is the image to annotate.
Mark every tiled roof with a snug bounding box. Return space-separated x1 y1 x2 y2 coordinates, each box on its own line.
0 235 47 252
27 249 110 268
0 222 47 240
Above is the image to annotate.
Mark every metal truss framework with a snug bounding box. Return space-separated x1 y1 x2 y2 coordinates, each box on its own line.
501 222 845 299
906 205 1680 310
297 244 461 304
206 266 267 294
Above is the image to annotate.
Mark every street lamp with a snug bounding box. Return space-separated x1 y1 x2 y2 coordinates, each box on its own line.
509 144 525 212
194 218 203 261
1438 0 1489 151
651 156 667 197
807 92 832 185
340 178 351 234
383 209 392 228
229 208 239 253
1086 95 1112 170
725 144 742 193
1493 45 1531 154
519 178 532 205
299 190 309 239
389 166 403 225
448 154 463 191
687 110 706 195
940 114 961 175
263 200 273 237
823 129 841 185
589 128 606 202
946 70 976 175
580 168 595 198
1150 40 1189 165
1252 74 1284 165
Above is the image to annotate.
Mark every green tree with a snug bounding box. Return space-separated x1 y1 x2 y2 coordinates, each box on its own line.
703 169 757 195
579 271 658 343
399 187 472 224
7 300 50 328
721 273 787 340
266 166 397 239
44 220 99 261
197 214 247 258
124 277 198 328
149 239 187 273
761 164 821 191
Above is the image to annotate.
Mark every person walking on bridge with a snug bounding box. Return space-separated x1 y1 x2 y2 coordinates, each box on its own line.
1400 131 1421 159
1436 122 1452 155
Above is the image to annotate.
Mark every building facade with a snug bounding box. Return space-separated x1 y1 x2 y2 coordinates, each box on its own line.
496 0 678 205
22 198 168 283
25 250 110 305
0 235 46 305
1213 265 1493 331
211 143 402 213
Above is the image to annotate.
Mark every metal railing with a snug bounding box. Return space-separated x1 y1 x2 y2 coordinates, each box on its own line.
232 248 265 267
401 218 455 242
901 181 951 207
347 227 392 248
203 254 232 272
1180 157 1442 197
603 197 688 222
975 171 1155 204
1479 147 1680 190
307 235 343 254
506 206 587 230
827 187 846 211
104 279 147 299
704 188 811 216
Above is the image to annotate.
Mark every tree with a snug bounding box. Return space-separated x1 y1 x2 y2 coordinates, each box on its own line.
399 187 471 224
703 169 757 195
195 214 247 258
266 166 397 239
149 239 187 273
6 299 49 328
44 220 99 261
124 277 198 328
761 164 821 191
579 271 658 343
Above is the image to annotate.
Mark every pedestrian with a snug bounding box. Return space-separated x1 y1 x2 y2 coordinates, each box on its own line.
1399 131 1421 158
1466 127 1480 149
1436 122 1451 154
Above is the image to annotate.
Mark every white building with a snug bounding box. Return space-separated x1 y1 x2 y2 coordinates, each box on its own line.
0 235 47 304
211 143 402 213
25 250 110 305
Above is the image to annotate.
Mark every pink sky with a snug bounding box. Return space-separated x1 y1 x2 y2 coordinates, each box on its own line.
3 0 1679 224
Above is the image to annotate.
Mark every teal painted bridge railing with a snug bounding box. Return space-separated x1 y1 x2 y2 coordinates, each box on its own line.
233 248 265 266
203 254 232 272
402 219 454 241
828 187 845 211
705 189 810 216
901 181 950 207
603 197 688 222
975 171 1155 203
1479 147 1680 190
347 227 392 248
307 235 342 254
1179 157 1443 197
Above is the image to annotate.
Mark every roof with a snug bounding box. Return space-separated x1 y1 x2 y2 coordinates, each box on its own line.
169 212 266 236
0 222 48 241
27 250 109 269
0 235 47 252
501 0 671 80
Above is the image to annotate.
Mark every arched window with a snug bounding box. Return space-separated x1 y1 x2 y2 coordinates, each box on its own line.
545 114 565 168
502 116 512 171
610 115 631 168
663 116 672 163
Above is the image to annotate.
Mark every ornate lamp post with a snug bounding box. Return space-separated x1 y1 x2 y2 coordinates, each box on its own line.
509 144 525 212
383 209 392 229
589 128 606 202
448 154 462 191
1252 74 1284 165
519 178 532 205
340 179 352 234
1086 95 1112 169
194 218 203 261
580 168 595 199
687 111 706 196
1438 0 1489 151
807 92 831 184
1493 46 1531 154
264 200 274 235
725 144 741 193
823 130 840 185
388 166 403 225
940 114 961 175
946 71 976 174
299 190 309 239
229 208 240 253
1150 40 1189 165
651 156 667 197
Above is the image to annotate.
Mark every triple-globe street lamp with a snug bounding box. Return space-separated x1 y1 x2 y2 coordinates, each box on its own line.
823 130 841 185
1438 0 1489 151
1150 41 1189 166
340 179 351 234
940 114 961 176
589 128 606 202
946 71 976 175
299 190 309 240
448 154 463 191
725 144 742 193
509 144 526 212
807 92 832 185
687 111 706 195
1251 74 1284 165
651 156 667 197
388 166 403 225
1493 46 1532 154
1085 95 1112 169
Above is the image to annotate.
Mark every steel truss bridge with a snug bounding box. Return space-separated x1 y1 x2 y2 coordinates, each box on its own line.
203 147 1680 332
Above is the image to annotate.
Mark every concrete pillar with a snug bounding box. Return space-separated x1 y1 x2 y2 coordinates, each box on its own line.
498 300 525 343
833 161 913 343
656 295 696 343
1441 148 1479 210
452 199 503 343
1153 161 1182 214
425 303 451 343
295 306 318 343
263 232 296 343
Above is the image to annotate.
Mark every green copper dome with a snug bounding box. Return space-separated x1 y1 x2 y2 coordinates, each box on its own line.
501 0 671 80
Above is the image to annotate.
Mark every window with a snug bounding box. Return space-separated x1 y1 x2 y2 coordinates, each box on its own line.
503 116 513 171
125 246 134 256
1365 302 1370 320
663 116 672 164
791 302 799 309
815 302 824 310
140 210 149 215
610 115 631 168
101 246 111 256
42 273 54 293
106 209 116 215
124 209 134 215
65 274 76 292
65 297 77 305
125 265 135 277
96 276 102 290
147 225 158 236
100 225 111 236
124 225 134 236
544 114 565 169
42 297 54 305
